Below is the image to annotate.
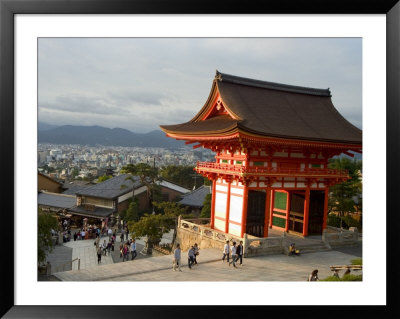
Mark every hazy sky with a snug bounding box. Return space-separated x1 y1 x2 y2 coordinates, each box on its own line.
38 38 362 133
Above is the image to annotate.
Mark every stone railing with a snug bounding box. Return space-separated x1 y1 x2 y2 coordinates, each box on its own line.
178 217 242 244
322 226 359 246
243 233 284 257
178 217 284 256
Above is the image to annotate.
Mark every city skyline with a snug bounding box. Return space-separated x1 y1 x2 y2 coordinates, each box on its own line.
38 38 362 134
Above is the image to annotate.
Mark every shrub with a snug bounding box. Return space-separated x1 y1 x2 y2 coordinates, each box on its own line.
321 274 362 281
342 274 362 281
327 214 362 231
342 215 362 231
351 258 362 265
327 214 341 228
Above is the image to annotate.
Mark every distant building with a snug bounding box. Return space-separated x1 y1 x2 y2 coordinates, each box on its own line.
38 171 63 193
157 179 191 202
69 174 147 223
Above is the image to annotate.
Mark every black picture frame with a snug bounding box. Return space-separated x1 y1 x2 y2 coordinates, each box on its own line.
1 0 398 317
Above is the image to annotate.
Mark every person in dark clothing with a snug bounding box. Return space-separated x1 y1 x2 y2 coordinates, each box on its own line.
73 232 77 241
236 241 244 266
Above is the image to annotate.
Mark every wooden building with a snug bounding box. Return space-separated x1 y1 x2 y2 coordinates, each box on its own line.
160 71 362 238
38 171 64 193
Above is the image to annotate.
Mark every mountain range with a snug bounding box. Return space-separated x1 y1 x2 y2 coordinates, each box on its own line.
38 123 186 148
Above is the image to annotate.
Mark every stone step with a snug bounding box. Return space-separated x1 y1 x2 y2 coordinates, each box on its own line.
295 244 331 254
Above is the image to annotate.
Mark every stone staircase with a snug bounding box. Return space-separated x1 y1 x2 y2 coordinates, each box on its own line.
282 237 331 255
295 241 332 254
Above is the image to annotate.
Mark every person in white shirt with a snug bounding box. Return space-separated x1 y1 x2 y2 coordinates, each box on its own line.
130 239 137 260
229 242 238 268
222 240 230 262
108 228 113 240
173 244 182 271
102 240 108 256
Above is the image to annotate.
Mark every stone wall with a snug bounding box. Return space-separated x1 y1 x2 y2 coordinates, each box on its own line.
175 227 226 252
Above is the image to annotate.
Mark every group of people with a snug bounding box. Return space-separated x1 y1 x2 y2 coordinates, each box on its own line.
119 238 137 262
95 233 116 264
172 243 199 271
187 243 199 269
222 240 244 268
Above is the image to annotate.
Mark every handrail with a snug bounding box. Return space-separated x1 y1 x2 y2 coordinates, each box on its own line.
52 257 80 273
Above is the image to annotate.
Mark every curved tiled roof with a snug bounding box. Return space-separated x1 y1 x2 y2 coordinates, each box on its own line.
160 71 362 145
76 174 142 199
179 185 211 208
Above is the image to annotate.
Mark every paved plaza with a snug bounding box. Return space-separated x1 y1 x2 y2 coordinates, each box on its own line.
51 234 362 281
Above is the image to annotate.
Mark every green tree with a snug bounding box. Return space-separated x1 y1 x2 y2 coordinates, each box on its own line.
152 201 189 245
71 167 80 179
38 209 59 265
124 197 140 222
127 213 170 253
160 165 204 190
97 175 112 183
328 157 362 217
199 193 212 218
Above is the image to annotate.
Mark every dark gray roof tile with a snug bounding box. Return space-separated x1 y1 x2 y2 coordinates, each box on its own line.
76 174 142 199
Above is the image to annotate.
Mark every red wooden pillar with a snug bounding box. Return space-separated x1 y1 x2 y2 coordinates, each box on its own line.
263 187 271 237
303 187 310 236
240 184 249 238
269 190 275 227
285 190 291 232
210 177 217 229
322 186 329 230
225 180 232 234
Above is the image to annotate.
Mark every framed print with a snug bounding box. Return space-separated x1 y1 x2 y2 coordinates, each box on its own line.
1 0 399 317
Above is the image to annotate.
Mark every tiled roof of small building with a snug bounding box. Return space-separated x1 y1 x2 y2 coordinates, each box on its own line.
179 185 211 208
62 185 92 195
68 205 115 218
38 192 76 209
76 174 142 199
158 179 191 194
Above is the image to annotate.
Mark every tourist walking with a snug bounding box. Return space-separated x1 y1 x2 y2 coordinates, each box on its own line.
193 243 199 265
308 269 319 281
173 244 182 271
229 242 238 268
119 244 123 258
111 236 115 251
236 241 244 266
130 239 137 260
120 229 125 242
102 240 108 256
81 229 86 240
97 246 102 264
188 246 195 269
222 240 230 263
73 232 77 241
108 227 113 240
94 234 100 250
122 244 129 262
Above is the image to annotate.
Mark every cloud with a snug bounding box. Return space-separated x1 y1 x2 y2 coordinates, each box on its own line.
38 38 362 133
